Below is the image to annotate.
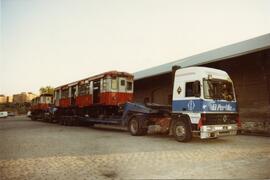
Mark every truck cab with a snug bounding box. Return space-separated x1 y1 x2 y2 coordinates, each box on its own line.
171 67 239 141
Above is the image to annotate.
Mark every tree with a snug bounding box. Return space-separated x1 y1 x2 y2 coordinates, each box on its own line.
39 86 54 95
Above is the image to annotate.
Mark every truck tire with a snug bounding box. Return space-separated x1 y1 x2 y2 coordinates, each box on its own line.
128 117 147 136
172 120 192 142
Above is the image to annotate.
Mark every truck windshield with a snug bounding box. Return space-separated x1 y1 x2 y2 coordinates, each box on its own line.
203 79 235 101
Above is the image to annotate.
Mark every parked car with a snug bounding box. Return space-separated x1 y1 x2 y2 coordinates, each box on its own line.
0 111 8 118
27 111 31 117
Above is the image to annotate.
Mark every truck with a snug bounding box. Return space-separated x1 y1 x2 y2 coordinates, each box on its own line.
31 67 240 142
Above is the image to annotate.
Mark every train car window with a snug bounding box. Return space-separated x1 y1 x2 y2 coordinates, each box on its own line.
103 79 107 91
127 81 133 91
78 84 90 96
61 89 69 98
120 80 125 86
111 78 118 90
54 91 58 100
70 86 77 97
40 96 44 103
85 84 90 94
55 90 60 100
46 97 51 103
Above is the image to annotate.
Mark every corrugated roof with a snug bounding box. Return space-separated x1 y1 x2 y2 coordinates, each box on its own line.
134 33 270 80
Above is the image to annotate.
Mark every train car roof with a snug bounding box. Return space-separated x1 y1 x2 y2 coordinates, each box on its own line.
54 71 133 90
32 93 52 101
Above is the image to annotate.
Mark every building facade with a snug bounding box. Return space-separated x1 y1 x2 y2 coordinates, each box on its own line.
0 95 7 104
13 92 37 104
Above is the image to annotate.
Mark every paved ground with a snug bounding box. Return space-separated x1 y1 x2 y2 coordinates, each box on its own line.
0 116 269 179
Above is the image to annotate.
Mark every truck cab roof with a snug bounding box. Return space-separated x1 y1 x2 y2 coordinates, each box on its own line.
175 66 230 80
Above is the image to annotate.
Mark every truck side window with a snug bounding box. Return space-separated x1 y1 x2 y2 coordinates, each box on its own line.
185 82 195 97
185 81 201 97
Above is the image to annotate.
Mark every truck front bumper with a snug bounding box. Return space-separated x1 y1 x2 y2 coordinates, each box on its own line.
200 124 237 139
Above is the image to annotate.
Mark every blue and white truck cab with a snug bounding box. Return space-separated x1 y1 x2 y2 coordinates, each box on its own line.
171 66 240 141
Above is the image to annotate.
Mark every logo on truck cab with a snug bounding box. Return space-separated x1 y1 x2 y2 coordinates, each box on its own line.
203 101 236 112
187 100 195 111
177 86 182 95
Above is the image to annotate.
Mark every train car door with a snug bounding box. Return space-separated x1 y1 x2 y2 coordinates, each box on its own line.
119 77 126 93
54 90 60 107
93 80 100 103
71 85 77 106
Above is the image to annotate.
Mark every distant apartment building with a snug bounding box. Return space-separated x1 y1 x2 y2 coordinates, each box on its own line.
0 95 6 104
13 92 37 104
7 96 13 103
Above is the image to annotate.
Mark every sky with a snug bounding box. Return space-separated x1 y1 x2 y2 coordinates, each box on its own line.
1 0 270 96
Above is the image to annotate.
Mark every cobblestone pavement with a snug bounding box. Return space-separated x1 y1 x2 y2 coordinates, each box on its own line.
0 116 269 179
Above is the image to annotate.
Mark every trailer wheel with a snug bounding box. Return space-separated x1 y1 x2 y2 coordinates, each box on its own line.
89 123 94 127
172 120 192 142
128 117 147 136
59 119 64 125
69 119 74 126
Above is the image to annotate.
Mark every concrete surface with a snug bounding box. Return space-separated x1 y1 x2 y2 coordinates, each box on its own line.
0 116 269 179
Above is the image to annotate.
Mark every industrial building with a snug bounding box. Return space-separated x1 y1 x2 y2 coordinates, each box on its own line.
134 33 270 133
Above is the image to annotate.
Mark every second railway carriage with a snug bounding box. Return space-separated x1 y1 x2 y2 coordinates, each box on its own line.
30 94 53 120
54 71 134 118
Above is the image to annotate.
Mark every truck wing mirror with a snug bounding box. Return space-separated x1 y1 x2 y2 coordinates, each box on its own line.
193 81 201 97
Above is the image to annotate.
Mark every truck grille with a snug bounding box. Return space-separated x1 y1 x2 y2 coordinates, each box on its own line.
204 114 237 125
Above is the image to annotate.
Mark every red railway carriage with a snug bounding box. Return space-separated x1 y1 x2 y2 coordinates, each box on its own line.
54 71 133 117
31 94 53 111
30 94 53 120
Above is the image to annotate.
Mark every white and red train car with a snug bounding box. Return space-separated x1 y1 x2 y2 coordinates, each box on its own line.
30 94 53 120
53 71 134 117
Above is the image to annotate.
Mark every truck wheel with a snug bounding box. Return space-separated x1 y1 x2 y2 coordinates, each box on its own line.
173 120 192 142
129 117 147 136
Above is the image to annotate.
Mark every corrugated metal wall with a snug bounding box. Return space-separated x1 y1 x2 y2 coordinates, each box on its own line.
134 73 172 104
